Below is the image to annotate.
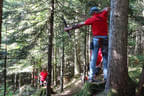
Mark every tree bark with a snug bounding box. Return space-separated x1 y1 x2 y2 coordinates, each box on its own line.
60 34 64 92
31 60 35 87
4 49 7 96
134 30 142 55
53 45 57 86
83 28 87 82
4 23 7 96
87 27 91 75
19 73 21 89
52 48 54 85
14 73 18 91
106 0 134 96
0 0 3 47
74 30 81 75
46 0 54 95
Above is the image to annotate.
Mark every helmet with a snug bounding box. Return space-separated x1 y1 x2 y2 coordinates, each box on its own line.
89 6 99 15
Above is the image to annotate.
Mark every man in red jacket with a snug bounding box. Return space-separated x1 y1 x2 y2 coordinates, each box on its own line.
65 6 109 82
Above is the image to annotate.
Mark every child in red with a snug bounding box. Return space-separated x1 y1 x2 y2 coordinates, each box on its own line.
90 48 102 75
95 48 102 75
40 68 48 86
39 68 56 94
84 48 102 81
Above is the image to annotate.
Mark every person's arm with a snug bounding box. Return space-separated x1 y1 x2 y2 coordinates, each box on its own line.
99 7 110 17
64 22 85 31
101 7 110 12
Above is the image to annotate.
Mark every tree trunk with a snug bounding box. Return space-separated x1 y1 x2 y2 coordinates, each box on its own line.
74 30 81 75
142 13 144 54
53 47 57 86
87 27 91 75
83 28 87 82
4 23 7 96
4 49 7 96
106 0 134 96
19 73 21 89
31 70 34 86
60 38 64 92
55 47 59 86
0 0 3 47
31 60 35 87
46 0 54 95
141 29 144 54
52 48 54 85
60 30 65 92
134 30 142 55
14 73 18 91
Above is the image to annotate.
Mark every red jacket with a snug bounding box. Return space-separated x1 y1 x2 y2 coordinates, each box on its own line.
84 10 108 36
40 71 48 81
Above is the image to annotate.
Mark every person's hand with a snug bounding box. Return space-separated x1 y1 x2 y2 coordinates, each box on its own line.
64 27 72 31
105 7 110 11
102 7 110 12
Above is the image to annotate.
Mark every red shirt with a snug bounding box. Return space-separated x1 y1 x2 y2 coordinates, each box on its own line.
40 71 48 81
84 10 108 36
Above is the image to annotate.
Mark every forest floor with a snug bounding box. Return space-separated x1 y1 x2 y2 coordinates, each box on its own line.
1 66 141 96
52 74 105 96
52 77 83 96
0 64 143 96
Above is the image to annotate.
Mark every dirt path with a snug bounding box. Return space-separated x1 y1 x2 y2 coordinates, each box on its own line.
52 74 105 96
52 78 83 96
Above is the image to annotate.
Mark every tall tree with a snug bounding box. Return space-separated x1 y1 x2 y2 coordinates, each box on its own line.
74 30 81 75
134 29 143 55
106 0 134 96
60 34 64 92
46 0 54 95
4 43 7 96
0 0 3 47
4 23 8 96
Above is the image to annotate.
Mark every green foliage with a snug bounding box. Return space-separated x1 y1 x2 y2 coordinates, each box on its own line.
128 39 135 47
32 87 46 96
18 85 36 96
129 67 141 83
128 55 144 83
0 84 14 96
128 55 144 67
2 0 50 71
